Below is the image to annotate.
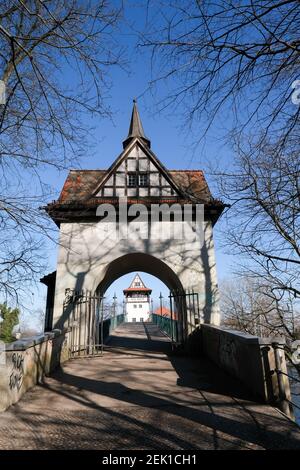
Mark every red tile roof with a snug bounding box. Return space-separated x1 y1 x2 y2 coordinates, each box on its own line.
59 170 106 203
45 168 227 227
154 306 178 320
123 287 152 293
57 169 213 204
170 170 212 201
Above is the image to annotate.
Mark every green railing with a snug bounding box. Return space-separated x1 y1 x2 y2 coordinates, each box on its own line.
101 314 125 342
151 313 179 342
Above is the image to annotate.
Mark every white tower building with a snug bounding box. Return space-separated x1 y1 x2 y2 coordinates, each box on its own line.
123 274 152 323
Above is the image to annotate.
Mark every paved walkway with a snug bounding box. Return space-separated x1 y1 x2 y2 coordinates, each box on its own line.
1 322 300 450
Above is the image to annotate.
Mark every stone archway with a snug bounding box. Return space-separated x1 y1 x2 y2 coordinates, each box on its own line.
96 252 184 295
96 252 187 342
58 252 189 356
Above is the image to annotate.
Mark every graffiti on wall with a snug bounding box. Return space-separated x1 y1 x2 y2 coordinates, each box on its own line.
219 336 238 374
0 340 5 367
9 353 24 391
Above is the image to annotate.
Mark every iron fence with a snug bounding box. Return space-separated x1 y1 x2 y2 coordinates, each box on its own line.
63 289 125 357
151 289 200 346
151 313 179 343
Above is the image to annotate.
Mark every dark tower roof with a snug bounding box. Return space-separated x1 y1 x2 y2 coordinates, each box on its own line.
123 99 151 149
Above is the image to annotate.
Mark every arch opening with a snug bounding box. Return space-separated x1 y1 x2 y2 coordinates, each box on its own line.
95 253 186 347
62 253 200 357
95 252 184 295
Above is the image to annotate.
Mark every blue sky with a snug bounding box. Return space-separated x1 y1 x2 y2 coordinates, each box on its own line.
21 1 235 330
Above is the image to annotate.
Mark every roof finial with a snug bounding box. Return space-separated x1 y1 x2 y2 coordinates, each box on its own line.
123 100 151 149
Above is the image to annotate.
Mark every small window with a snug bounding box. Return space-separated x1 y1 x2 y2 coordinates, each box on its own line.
134 304 137 308
140 317 143 322
128 173 137 187
132 318 136 322
139 173 149 187
135 282 141 287
139 304 142 308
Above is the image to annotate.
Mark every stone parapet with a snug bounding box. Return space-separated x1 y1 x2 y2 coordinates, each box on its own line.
201 324 293 418
0 329 69 412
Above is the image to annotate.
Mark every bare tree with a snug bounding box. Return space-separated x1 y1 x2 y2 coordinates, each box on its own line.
221 276 300 372
221 277 300 338
219 136 300 303
142 0 300 144
0 0 123 302
142 0 300 329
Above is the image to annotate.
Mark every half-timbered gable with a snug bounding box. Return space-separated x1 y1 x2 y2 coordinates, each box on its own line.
94 140 182 199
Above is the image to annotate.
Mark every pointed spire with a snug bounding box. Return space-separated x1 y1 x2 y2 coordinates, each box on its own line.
123 99 151 149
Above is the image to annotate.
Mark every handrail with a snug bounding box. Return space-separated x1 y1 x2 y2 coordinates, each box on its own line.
275 368 300 414
275 368 300 385
272 341 300 419
284 397 300 412
151 313 179 344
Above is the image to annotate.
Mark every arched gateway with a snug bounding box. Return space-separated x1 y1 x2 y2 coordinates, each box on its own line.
41 101 225 351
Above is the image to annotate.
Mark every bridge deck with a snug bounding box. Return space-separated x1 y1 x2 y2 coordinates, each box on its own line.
0 322 300 450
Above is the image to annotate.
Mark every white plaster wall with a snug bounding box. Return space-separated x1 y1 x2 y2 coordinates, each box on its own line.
126 300 150 322
52 218 220 328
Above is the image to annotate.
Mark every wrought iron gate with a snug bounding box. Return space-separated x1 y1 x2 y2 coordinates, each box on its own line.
63 289 104 357
169 289 200 344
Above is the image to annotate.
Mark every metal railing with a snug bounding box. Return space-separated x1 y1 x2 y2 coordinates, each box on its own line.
151 313 179 343
64 288 125 357
107 313 125 337
151 289 200 346
274 369 300 412
272 342 300 418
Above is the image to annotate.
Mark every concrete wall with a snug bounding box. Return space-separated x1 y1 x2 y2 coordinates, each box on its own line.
52 219 220 330
0 330 68 412
201 324 293 413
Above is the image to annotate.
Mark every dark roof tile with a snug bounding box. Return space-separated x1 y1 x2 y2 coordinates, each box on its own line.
58 169 213 204
59 170 106 203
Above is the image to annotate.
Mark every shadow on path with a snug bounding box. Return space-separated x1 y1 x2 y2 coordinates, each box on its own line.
105 322 172 354
1 322 300 450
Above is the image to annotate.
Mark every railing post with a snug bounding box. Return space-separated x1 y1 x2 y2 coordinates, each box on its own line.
100 298 104 355
272 342 292 418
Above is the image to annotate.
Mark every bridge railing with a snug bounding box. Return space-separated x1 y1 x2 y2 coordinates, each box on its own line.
151 313 179 343
272 342 300 419
201 324 296 420
102 314 125 342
